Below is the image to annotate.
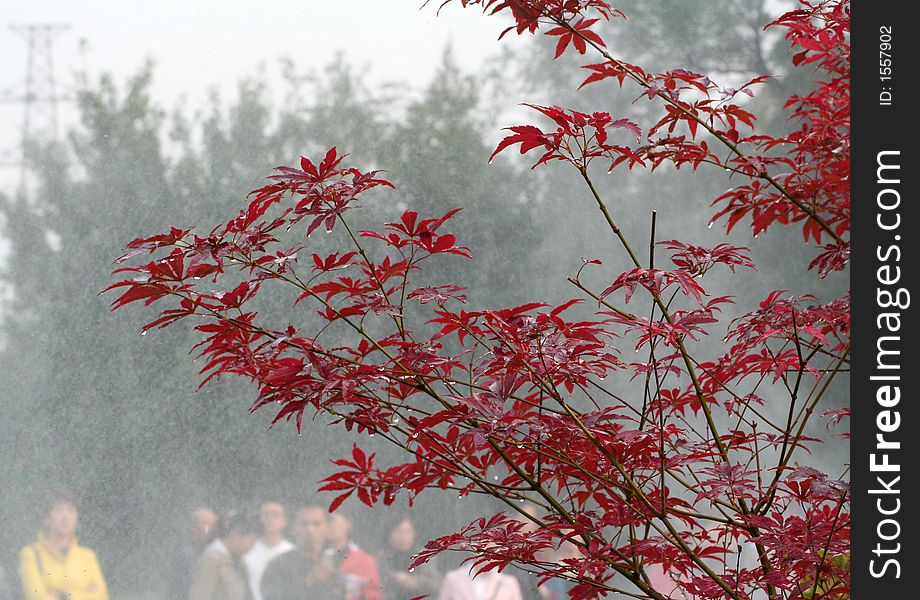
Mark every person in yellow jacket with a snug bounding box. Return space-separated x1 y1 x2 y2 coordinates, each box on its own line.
19 490 108 600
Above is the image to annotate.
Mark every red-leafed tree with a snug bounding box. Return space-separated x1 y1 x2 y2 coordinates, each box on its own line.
105 1 849 599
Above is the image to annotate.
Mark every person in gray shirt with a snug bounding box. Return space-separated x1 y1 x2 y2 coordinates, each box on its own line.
261 503 345 600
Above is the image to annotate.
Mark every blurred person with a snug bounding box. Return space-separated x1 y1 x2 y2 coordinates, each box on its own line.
188 510 259 600
243 501 295 600
532 543 578 600
327 510 383 600
439 566 523 600
191 507 219 546
645 563 686 599
18 488 109 600
169 507 218 600
514 504 546 600
381 515 441 600
539 540 581 600
260 503 345 600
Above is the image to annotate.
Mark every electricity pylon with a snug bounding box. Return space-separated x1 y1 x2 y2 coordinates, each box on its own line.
1 23 71 197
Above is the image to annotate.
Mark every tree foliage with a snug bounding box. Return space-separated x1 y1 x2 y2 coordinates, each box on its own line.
0 52 535 594
106 1 850 599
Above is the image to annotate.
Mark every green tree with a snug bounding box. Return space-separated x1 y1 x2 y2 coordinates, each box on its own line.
0 50 544 597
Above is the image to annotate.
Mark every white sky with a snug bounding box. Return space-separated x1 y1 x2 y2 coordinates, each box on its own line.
0 0 526 172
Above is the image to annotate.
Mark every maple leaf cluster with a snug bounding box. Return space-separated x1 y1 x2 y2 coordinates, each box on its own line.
108 1 850 599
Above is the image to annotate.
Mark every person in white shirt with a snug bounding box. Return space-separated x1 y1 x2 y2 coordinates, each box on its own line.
243 501 296 600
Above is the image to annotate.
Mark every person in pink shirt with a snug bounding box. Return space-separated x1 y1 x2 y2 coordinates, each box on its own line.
327 510 383 600
645 563 689 599
438 566 523 600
